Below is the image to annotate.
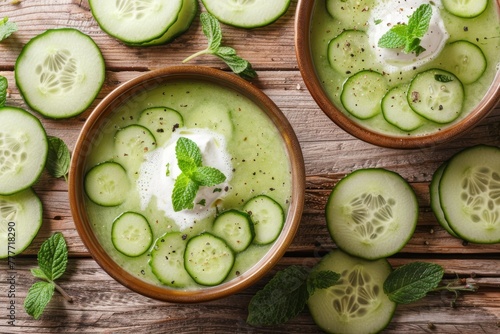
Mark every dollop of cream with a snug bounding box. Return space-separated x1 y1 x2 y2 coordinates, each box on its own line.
137 128 233 231
367 0 449 72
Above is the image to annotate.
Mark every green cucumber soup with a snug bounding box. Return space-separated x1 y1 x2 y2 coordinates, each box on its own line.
310 0 500 136
83 78 293 289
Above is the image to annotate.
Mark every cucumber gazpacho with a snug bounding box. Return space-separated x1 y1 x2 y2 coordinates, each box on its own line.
82 78 293 289
310 0 500 135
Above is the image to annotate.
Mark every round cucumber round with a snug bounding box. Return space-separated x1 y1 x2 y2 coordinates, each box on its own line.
114 124 157 171
184 101 234 139
407 68 464 124
308 249 396 334
382 85 424 132
326 0 375 28
201 0 291 28
341 70 389 120
212 209 254 253
0 188 43 259
89 0 183 44
326 168 418 260
442 0 488 18
84 161 130 207
111 211 153 257
149 232 195 288
138 107 184 147
327 30 375 76
437 40 487 84
15 28 105 119
439 145 500 244
243 195 284 245
0 107 48 195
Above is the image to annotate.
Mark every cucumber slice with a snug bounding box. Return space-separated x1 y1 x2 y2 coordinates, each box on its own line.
138 107 184 147
442 0 488 18
15 28 105 119
326 0 375 28
243 195 284 245
89 0 183 44
185 101 234 139
308 249 396 334
133 0 198 46
0 188 43 258
341 70 388 120
382 85 424 132
149 232 195 288
212 209 254 253
326 168 418 260
201 0 291 28
429 161 459 238
114 124 157 170
407 69 464 124
437 40 487 84
439 145 500 244
327 30 375 76
184 233 235 286
84 161 130 207
111 211 153 257
0 107 48 195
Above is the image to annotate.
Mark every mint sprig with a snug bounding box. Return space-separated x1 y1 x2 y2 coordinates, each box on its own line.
46 136 71 181
0 17 17 42
383 262 444 304
0 75 7 107
183 13 257 79
24 233 72 319
247 266 339 326
171 137 226 212
378 4 433 56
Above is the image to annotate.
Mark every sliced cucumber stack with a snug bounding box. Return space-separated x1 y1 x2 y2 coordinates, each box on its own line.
429 162 459 238
341 71 388 120
111 211 153 257
0 107 48 195
326 168 418 260
308 249 396 334
438 145 500 244
15 28 105 119
407 69 464 124
0 188 43 258
382 85 424 132
84 161 130 207
437 40 487 85
201 0 291 28
328 30 375 76
89 0 184 45
442 0 488 18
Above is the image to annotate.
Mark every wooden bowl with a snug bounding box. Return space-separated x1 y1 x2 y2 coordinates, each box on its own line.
68 66 305 303
295 0 500 149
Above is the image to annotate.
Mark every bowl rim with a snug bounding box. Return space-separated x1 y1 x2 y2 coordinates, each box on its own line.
68 65 305 303
295 0 500 149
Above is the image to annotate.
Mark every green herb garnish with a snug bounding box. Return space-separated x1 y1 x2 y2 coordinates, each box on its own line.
183 13 257 79
0 17 17 42
24 233 72 320
434 74 453 83
383 262 444 304
46 136 71 181
0 75 7 107
378 4 433 56
247 266 340 326
171 137 226 212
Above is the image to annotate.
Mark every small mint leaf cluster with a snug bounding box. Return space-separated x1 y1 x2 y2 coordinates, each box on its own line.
378 4 433 56
172 137 226 212
0 17 17 42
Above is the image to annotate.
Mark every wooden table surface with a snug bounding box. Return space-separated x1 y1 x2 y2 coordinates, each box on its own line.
1 1 500 333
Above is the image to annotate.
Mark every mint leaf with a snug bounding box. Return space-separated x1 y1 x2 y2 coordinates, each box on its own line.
24 281 55 320
183 13 257 79
46 136 71 181
176 137 202 175
383 262 444 304
247 266 311 326
0 75 7 107
307 270 340 295
31 268 49 281
192 166 226 187
0 17 17 42
378 4 432 56
172 173 199 211
37 232 68 281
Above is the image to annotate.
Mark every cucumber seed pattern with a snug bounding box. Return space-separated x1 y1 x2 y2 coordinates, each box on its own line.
0 200 19 232
115 0 161 19
460 166 500 227
330 266 381 319
35 49 80 95
347 193 395 243
0 132 28 177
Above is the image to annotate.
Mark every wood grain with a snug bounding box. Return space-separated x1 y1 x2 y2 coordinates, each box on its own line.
0 0 499 333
